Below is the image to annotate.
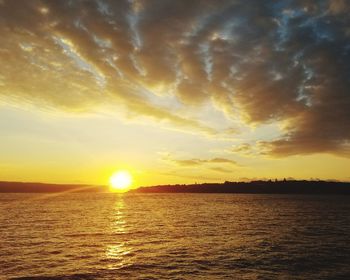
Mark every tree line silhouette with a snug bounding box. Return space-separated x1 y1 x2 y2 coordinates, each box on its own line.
134 180 350 195
0 179 349 194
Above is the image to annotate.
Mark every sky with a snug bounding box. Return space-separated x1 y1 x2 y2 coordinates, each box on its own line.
0 0 349 186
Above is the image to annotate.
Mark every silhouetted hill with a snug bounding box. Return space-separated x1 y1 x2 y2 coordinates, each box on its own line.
134 180 350 195
0 181 107 193
1 180 350 194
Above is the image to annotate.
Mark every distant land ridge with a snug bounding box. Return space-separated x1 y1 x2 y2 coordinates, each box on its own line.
0 181 107 193
1 180 349 195
134 180 350 195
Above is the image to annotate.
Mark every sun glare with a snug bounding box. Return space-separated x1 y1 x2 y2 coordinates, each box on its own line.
109 170 132 192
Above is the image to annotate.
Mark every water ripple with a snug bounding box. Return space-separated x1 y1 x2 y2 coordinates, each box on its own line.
1 193 350 279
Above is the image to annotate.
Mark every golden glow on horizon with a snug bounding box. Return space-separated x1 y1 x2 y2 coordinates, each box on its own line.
109 170 132 192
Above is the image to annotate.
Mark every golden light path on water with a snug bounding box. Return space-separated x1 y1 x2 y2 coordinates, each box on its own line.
106 197 132 269
104 193 181 271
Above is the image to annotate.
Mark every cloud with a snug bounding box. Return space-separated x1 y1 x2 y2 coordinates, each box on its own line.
207 158 237 164
164 156 238 167
209 167 233 173
231 143 256 157
328 0 349 15
0 0 349 156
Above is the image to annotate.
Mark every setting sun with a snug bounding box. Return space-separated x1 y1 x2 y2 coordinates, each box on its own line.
2 1 350 279
109 170 132 192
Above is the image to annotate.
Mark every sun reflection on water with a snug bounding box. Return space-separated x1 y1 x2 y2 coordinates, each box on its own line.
105 197 133 269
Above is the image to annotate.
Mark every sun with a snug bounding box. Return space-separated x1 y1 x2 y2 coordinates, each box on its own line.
109 170 132 192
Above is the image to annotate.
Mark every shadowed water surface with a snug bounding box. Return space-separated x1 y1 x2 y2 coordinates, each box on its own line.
1 193 350 279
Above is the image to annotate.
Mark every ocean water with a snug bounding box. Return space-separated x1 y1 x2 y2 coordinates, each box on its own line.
1 193 350 280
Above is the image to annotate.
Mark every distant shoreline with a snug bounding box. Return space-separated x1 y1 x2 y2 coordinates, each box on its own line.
1 180 350 195
134 180 350 195
0 181 107 193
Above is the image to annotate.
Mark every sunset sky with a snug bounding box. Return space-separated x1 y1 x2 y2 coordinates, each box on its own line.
0 0 349 186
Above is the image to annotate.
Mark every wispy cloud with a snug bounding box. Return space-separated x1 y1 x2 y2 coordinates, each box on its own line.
164 155 238 167
209 167 233 174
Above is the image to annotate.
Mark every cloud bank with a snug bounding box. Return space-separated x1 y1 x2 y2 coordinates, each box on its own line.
0 0 349 156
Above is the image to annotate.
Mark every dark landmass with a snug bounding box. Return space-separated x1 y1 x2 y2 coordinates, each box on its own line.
1 180 350 194
0 181 107 193
134 180 350 195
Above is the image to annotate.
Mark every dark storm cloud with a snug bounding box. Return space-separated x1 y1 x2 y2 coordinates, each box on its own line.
0 0 349 156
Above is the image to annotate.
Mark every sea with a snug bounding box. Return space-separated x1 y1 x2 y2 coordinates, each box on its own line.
1 193 350 279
